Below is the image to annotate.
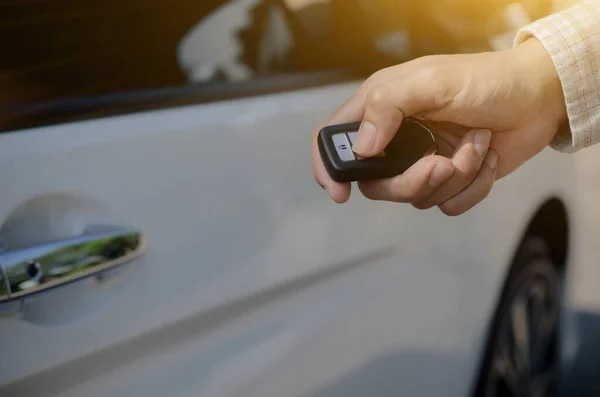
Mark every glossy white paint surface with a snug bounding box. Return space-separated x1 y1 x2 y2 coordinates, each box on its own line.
0 81 595 397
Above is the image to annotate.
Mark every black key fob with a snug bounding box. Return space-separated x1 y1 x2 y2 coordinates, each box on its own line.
317 118 436 182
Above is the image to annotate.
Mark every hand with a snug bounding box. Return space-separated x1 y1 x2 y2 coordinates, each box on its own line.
312 38 567 215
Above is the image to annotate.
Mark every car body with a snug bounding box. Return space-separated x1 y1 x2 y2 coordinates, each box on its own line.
0 0 598 396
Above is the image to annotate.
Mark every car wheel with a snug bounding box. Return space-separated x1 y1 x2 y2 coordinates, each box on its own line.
479 237 561 397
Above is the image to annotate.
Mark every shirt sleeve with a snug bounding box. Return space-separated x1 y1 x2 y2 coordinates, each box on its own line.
514 0 600 153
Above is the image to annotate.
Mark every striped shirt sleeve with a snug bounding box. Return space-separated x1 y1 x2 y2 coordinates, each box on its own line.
514 0 600 153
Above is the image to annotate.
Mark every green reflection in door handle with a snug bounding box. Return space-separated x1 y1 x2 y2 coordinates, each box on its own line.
0 228 146 303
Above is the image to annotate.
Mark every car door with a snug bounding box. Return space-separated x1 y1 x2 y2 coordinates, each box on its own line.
0 1 566 397
0 78 488 396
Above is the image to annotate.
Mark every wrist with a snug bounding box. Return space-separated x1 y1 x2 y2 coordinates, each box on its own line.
509 38 568 129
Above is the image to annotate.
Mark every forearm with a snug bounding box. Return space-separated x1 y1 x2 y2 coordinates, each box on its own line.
514 0 600 153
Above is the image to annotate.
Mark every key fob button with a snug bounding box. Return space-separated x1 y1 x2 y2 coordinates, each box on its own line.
332 133 355 162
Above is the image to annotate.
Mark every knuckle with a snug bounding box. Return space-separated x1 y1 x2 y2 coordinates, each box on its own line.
366 85 391 109
439 180 494 216
419 67 452 108
432 83 452 108
460 162 482 184
439 201 465 217
412 201 434 211
368 66 395 83
358 81 372 97
359 68 390 95
367 69 386 83
421 67 443 86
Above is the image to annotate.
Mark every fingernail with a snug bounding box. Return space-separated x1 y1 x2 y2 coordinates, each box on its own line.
352 121 377 154
485 149 498 170
429 163 454 187
474 129 492 157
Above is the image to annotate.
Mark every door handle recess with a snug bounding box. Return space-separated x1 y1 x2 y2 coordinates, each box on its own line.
0 228 145 304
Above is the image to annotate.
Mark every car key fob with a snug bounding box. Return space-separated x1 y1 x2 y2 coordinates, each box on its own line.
317 118 436 182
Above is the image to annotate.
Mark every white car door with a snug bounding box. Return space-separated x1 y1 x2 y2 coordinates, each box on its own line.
0 2 577 397
0 73 483 397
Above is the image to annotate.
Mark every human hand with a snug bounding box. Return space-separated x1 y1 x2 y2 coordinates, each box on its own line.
312 38 567 215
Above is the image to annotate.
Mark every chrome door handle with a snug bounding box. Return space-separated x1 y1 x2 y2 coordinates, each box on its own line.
0 227 145 304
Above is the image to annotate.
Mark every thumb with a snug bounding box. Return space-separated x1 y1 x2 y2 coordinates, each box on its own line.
352 74 451 157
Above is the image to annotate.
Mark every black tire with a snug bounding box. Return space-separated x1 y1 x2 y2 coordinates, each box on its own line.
475 237 562 397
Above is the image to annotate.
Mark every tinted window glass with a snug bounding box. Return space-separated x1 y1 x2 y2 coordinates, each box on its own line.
0 0 566 132
0 0 239 130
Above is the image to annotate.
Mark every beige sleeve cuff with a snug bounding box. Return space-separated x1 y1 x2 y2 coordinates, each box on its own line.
514 0 600 153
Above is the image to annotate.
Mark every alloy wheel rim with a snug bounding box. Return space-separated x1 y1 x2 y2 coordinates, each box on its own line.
485 270 559 397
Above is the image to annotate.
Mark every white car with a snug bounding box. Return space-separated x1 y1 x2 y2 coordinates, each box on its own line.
0 1 598 397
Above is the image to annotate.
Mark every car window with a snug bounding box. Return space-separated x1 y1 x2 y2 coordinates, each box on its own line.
0 0 352 132
0 0 568 132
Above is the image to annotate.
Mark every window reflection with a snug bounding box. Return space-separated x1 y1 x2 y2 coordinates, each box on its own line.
0 0 566 132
